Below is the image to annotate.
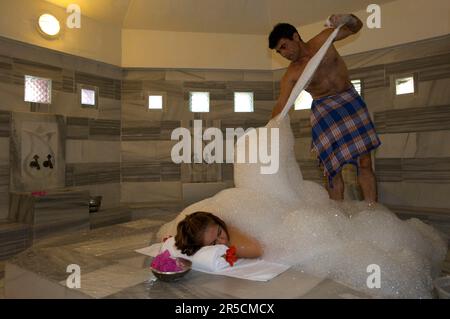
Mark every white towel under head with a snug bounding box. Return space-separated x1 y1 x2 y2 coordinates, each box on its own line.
161 237 229 272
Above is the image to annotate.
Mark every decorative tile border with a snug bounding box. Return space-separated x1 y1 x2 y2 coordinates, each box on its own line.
375 157 450 183
374 104 450 134
66 163 121 186
89 119 121 141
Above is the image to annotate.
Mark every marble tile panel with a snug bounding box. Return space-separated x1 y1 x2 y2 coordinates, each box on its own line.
221 163 234 182
242 71 274 82
142 80 184 97
121 140 177 163
181 163 222 183
88 119 121 141
375 133 417 158
416 130 450 158
66 163 121 186
123 70 166 81
226 81 274 101
66 116 89 140
402 158 450 183
0 82 31 113
0 111 11 137
12 58 64 90
0 37 122 80
375 158 403 182
121 80 144 101
165 70 209 82
121 182 182 204
66 140 121 164
374 104 450 134
0 222 32 260
121 162 161 182
96 98 121 121
0 165 8 193
343 34 450 69
160 162 181 181
378 181 450 209
183 81 228 100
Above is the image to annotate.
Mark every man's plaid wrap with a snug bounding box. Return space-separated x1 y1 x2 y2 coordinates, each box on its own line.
310 86 381 187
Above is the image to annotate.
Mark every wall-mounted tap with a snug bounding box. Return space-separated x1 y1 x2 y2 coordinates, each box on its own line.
29 155 40 170
43 154 54 169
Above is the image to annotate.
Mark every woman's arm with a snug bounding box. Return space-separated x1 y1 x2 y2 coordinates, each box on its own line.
228 226 263 258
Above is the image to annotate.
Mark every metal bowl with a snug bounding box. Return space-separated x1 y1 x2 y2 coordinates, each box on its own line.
89 196 102 213
150 258 192 282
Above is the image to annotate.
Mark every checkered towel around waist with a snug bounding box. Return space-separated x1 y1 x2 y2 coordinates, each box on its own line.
310 85 381 186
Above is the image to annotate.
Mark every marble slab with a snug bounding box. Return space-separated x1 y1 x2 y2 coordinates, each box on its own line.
9 190 90 241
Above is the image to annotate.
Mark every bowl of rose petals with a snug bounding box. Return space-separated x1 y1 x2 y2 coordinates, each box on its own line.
150 250 192 282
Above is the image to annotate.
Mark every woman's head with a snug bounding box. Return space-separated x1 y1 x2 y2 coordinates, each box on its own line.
175 212 230 256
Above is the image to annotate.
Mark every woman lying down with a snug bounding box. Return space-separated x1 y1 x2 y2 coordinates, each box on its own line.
174 211 263 259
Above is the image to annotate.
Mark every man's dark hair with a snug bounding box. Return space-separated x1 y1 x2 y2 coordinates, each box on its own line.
268 23 301 49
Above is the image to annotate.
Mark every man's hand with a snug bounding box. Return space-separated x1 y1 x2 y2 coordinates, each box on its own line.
325 14 355 28
324 14 363 36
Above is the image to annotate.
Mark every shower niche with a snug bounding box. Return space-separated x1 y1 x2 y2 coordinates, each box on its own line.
10 112 66 192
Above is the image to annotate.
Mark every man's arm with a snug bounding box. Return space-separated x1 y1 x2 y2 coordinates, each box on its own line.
312 14 363 44
271 71 296 118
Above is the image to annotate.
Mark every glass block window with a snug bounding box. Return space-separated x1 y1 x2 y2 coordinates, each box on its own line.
24 75 52 104
81 88 96 106
189 92 210 112
294 90 313 110
148 95 163 110
395 76 415 95
234 92 254 112
78 84 98 108
351 79 362 95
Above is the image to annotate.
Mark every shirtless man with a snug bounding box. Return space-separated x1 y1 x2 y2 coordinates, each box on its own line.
269 14 381 205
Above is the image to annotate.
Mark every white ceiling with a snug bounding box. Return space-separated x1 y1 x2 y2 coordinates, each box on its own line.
46 0 396 34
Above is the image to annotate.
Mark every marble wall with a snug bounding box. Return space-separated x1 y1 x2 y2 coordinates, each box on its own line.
0 36 122 219
121 69 273 213
0 33 449 231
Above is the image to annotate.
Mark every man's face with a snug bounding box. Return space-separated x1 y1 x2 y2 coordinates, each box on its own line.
274 36 300 61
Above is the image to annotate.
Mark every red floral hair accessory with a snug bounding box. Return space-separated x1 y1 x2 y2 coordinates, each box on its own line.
223 246 238 266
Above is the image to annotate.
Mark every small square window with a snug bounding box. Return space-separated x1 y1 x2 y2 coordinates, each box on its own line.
234 92 254 112
24 75 52 104
81 88 96 106
395 76 415 95
294 90 313 110
351 79 362 96
189 92 209 112
78 85 98 108
148 95 163 110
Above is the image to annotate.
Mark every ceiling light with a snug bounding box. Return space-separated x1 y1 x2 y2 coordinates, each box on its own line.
37 14 61 38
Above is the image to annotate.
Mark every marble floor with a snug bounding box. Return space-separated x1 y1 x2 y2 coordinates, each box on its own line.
0 213 449 299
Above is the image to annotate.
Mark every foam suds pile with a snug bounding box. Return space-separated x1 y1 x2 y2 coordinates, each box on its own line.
158 116 448 298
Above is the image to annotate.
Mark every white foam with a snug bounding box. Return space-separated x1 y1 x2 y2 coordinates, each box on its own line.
157 116 448 298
